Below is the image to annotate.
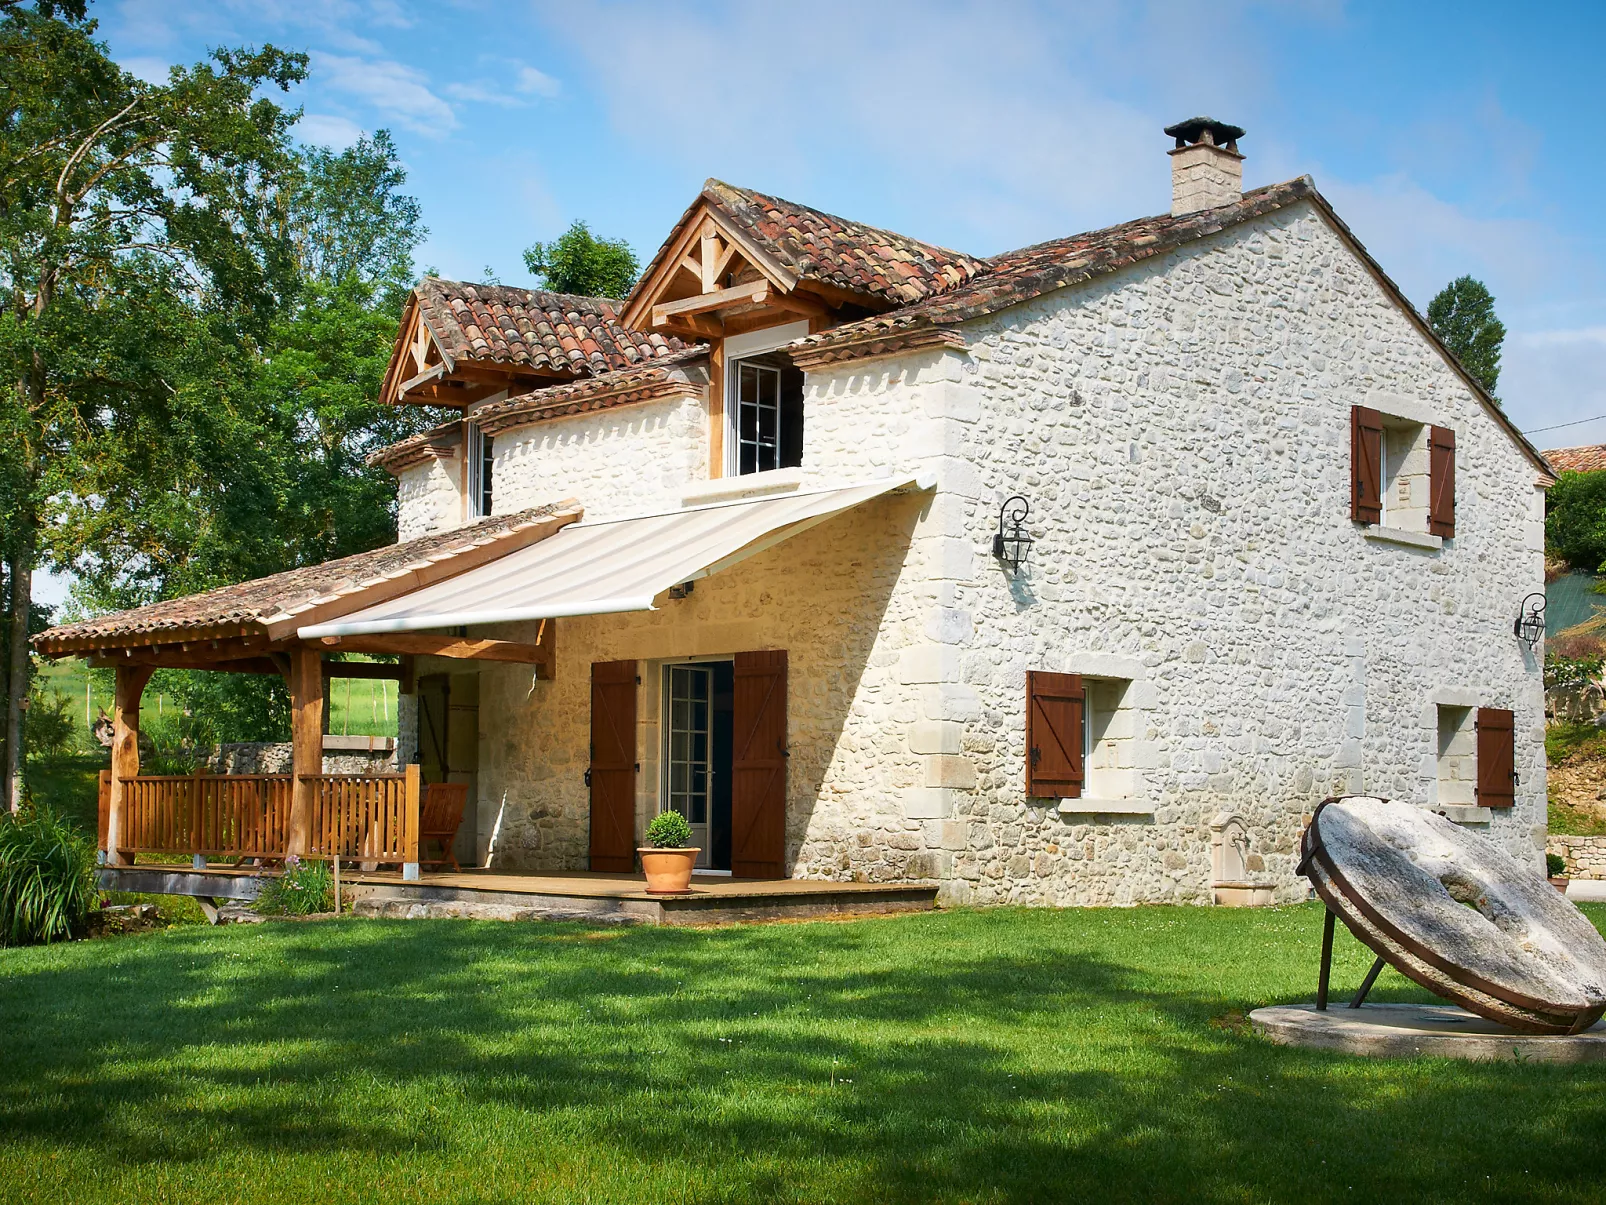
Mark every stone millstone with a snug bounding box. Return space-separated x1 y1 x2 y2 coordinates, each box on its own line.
1302 796 1606 1035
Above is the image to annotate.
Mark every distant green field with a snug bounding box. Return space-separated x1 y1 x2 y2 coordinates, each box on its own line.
34 657 397 747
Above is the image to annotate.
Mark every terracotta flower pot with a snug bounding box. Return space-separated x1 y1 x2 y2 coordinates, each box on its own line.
1550 876 1571 894
638 847 701 894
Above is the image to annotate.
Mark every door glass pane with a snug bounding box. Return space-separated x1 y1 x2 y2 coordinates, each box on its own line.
665 666 714 843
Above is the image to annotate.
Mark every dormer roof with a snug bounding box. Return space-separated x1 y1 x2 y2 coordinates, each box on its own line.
415 278 687 376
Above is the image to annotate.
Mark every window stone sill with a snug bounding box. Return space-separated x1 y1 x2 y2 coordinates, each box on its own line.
1058 798 1154 817
1435 805 1493 824
682 468 803 508
1363 525 1443 551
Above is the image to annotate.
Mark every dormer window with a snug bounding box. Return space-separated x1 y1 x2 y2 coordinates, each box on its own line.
725 321 809 477
734 353 804 475
465 419 493 517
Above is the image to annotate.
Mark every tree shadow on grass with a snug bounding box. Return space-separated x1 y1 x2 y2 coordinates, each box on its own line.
3 908 1606 1203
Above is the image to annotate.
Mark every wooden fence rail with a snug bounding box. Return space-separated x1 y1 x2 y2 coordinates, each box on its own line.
304 770 419 865
107 767 419 868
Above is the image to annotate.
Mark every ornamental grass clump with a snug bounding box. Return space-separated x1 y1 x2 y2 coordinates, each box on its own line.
254 855 335 916
645 809 693 849
0 804 98 946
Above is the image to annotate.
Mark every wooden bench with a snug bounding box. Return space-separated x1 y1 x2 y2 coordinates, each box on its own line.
420 782 470 871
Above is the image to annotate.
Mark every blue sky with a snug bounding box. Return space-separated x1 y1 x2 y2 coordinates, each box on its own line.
35 0 1602 602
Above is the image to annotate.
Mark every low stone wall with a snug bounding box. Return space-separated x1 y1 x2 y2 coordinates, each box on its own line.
206 741 397 775
1546 834 1606 879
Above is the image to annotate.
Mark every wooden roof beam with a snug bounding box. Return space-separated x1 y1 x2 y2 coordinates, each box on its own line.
316 633 548 666
653 283 770 326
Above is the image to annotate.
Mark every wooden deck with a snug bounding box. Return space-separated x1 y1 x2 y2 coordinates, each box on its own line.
98 863 937 926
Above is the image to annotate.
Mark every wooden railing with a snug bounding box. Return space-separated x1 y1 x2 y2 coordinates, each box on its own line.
119 772 292 859
106 767 419 867
304 771 418 865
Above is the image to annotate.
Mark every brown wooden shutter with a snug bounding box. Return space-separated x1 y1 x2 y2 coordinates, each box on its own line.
1429 425 1456 538
1026 671 1084 798
1351 405 1383 524
731 649 787 878
589 660 638 872
1475 707 1516 808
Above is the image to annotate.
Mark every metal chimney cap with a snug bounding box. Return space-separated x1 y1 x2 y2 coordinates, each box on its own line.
1163 117 1246 149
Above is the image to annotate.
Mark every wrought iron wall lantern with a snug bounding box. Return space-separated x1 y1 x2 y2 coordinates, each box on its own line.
1513 592 1546 650
992 495 1034 575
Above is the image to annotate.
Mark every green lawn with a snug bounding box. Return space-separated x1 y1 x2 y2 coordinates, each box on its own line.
3 905 1605 1203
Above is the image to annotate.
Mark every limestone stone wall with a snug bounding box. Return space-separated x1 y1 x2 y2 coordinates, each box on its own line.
472 490 933 875
408 196 1548 907
396 454 462 541
859 198 1545 905
1548 835 1606 879
206 742 396 775
489 394 710 523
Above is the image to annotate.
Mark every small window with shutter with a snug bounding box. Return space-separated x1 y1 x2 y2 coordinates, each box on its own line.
1475 707 1516 808
1026 671 1084 798
1351 406 1454 539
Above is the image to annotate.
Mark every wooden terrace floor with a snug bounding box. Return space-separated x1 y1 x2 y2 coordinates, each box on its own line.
100 862 938 926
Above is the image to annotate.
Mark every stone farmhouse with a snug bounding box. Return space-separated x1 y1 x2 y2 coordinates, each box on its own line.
39 119 1553 908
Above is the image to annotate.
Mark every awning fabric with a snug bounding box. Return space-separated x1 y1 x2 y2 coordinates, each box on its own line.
298 475 927 638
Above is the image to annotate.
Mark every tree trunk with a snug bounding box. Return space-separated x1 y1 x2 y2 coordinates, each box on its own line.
3 517 34 812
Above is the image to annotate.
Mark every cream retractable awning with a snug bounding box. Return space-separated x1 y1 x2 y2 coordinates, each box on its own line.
297 476 928 638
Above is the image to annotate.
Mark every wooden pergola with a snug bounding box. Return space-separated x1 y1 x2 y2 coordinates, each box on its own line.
34 505 577 876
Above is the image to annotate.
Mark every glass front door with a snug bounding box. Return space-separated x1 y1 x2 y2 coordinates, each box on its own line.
664 663 734 870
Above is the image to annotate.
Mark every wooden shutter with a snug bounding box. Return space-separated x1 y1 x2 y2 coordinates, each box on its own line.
1026 671 1084 798
1351 405 1383 524
1475 707 1516 808
589 660 638 872
1429 425 1456 538
731 649 787 878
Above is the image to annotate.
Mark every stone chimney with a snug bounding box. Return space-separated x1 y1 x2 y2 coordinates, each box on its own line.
1165 117 1245 216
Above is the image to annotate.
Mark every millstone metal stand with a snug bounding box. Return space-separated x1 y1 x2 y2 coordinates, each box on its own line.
1314 906 1387 1011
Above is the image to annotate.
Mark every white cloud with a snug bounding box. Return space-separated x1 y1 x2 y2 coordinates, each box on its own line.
1504 328 1606 447
515 65 560 99
445 82 525 109
296 113 366 149
309 51 457 137
119 55 172 85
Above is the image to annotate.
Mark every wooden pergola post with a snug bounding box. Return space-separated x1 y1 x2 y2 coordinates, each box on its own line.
104 664 153 866
286 646 324 859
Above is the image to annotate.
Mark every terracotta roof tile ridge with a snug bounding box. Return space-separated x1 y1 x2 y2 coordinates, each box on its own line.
703 178 986 270
34 504 574 649
422 276 627 312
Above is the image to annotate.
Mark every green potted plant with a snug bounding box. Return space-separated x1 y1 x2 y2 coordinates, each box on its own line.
639 810 699 894
1547 852 1570 893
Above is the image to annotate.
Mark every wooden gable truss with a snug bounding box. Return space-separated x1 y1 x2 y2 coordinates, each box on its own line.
621 204 859 343
379 292 567 409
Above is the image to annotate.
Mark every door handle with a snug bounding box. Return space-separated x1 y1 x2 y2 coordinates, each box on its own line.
584 768 592 788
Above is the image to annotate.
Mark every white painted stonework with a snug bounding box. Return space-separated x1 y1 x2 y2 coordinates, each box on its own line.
490 394 710 523
394 198 1547 905
396 453 462 541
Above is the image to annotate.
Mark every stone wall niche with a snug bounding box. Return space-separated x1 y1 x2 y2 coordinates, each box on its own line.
1210 811 1274 906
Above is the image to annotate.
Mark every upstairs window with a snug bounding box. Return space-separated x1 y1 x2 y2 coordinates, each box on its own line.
733 352 804 475
724 321 809 477
465 420 493 517
1351 405 1454 537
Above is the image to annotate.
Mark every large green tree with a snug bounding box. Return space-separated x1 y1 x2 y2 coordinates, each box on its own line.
1427 275 1506 400
523 220 639 298
0 1 306 806
51 133 441 746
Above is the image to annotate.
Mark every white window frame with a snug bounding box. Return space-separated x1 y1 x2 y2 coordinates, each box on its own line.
464 419 493 518
723 321 809 478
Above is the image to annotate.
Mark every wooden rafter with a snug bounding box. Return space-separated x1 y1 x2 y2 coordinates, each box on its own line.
316 632 552 669
652 283 770 327
621 200 797 331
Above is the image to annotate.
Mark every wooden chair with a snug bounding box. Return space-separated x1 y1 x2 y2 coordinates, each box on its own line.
420 782 470 871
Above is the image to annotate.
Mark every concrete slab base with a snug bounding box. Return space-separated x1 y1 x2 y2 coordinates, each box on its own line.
1250 1003 1606 1062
